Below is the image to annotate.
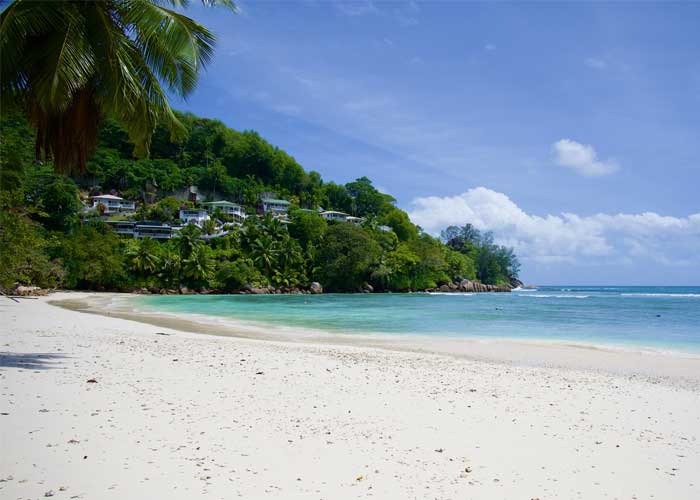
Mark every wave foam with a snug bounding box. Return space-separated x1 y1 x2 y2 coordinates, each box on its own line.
620 293 700 298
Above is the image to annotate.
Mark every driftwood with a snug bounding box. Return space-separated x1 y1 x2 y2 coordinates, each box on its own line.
0 291 20 303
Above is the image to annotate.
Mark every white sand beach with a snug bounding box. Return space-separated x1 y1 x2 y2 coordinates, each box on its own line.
2 292 699 499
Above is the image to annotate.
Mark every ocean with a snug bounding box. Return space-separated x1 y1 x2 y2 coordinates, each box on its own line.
134 286 700 353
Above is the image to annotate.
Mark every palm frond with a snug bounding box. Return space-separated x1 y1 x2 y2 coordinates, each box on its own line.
124 0 215 97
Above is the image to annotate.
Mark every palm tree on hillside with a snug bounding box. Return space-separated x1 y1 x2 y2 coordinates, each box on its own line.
0 0 236 175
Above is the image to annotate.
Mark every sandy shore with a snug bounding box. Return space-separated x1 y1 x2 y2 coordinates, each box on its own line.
2 292 699 499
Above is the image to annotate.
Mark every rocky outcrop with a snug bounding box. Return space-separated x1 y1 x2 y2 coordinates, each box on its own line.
509 277 524 289
12 285 49 296
428 279 511 293
309 282 323 294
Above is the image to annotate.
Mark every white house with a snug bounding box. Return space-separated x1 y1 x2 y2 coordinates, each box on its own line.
320 210 349 222
202 200 246 220
179 209 210 226
135 222 176 239
346 216 364 225
105 220 175 239
91 194 135 214
259 198 291 215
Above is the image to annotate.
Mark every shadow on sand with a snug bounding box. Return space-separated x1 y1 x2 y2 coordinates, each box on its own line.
0 352 67 370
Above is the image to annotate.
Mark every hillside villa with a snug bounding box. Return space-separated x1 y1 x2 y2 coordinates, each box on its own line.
259 198 291 215
178 208 210 225
90 194 135 214
320 210 349 222
106 221 176 239
320 210 364 225
203 200 246 221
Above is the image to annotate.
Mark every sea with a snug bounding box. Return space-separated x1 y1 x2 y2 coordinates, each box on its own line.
134 286 700 353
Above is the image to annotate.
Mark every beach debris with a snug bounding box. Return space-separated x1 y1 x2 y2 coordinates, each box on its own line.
435 448 444 453
356 475 364 482
465 467 472 473
44 490 55 497
68 439 80 444
86 378 97 383
155 332 171 336
255 371 264 375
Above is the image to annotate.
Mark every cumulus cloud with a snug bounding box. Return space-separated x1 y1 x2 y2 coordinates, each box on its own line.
408 187 700 266
552 139 619 176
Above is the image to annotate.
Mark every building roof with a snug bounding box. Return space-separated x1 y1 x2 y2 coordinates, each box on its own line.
321 210 349 216
203 200 241 207
135 221 170 227
91 194 123 200
346 216 364 221
261 198 290 205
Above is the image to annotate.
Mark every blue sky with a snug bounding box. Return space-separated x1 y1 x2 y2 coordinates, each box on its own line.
174 1 700 285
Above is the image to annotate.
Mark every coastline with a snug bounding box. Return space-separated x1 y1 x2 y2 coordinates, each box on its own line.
51 291 700 386
3 292 700 499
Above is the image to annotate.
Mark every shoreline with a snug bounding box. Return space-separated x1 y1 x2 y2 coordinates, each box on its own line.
50 292 700 386
3 291 700 499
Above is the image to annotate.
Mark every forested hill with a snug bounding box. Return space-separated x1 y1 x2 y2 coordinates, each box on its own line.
0 111 520 293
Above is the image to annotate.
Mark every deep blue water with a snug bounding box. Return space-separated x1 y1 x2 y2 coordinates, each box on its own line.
135 286 700 352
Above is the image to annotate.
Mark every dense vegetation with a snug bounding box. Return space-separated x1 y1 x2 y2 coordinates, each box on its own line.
0 111 520 293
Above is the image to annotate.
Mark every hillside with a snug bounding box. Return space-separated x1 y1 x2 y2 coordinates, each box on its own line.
0 111 519 294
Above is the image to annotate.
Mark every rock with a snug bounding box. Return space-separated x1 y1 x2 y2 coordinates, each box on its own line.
439 284 451 293
363 283 374 293
459 279 474 292
509 277 524 289
179 286 190 294
13 285 48 296
86 378 97 383
309 282 323 294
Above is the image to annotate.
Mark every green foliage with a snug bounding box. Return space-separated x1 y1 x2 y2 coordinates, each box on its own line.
441 224 520 285
0 0 235 174
316 223 381 292
25 169 82 230
215 259 263 292
288 209 326 250
0 106 519 293
380 208 418 242
0 210 63 289
54 222 127 290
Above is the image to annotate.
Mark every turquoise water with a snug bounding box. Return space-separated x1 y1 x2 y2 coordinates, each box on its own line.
135 286 700 352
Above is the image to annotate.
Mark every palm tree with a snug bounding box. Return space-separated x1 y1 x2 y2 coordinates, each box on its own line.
182 243 212 284
0 0 236 175
174 223 202 259
249 234 277 277
201 218 217 236
126 236 160 276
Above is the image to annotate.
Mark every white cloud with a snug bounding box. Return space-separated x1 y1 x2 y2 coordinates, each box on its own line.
584 57 607 69
484 43 496 51
408 187 700 266
552 139 619 176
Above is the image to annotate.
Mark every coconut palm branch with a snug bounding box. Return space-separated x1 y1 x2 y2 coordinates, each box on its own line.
0 0 236 175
